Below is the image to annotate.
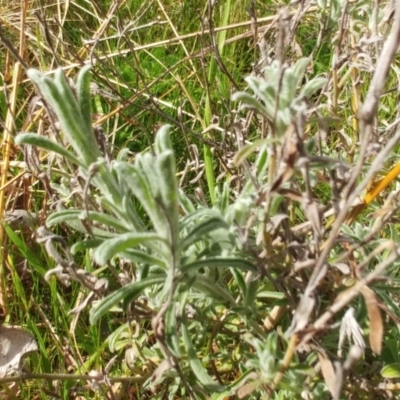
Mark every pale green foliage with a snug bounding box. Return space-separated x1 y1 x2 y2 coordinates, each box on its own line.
232 58 326 137
16 68 266 395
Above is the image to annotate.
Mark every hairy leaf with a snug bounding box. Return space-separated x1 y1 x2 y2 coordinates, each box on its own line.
93 232 166 265
16 133 82 166
90 276 165 324
182 313 224 392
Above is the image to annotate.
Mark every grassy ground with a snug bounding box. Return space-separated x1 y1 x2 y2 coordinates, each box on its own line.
1 0 400 399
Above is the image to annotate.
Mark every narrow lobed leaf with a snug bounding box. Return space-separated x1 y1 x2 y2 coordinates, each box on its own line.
179 217 229 251
181 312 224 392
93 232 166 265
15 133 83 167
76 65 94 134
90 276 165 324
181 257 258 274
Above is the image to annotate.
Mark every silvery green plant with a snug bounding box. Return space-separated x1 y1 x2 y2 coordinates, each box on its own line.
232 58 326 137
16 67 260 394
226 58 328 269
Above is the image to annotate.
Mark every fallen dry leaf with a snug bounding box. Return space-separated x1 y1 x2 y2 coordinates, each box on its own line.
317 348 339 398
0 325 38 377
361 286 383 355
238 380 261 399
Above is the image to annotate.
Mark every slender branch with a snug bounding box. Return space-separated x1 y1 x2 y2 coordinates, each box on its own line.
0 372 149 385
305 0 400 294
300 246 400 345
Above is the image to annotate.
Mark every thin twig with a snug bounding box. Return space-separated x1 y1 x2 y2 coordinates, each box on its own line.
0 372 149 385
